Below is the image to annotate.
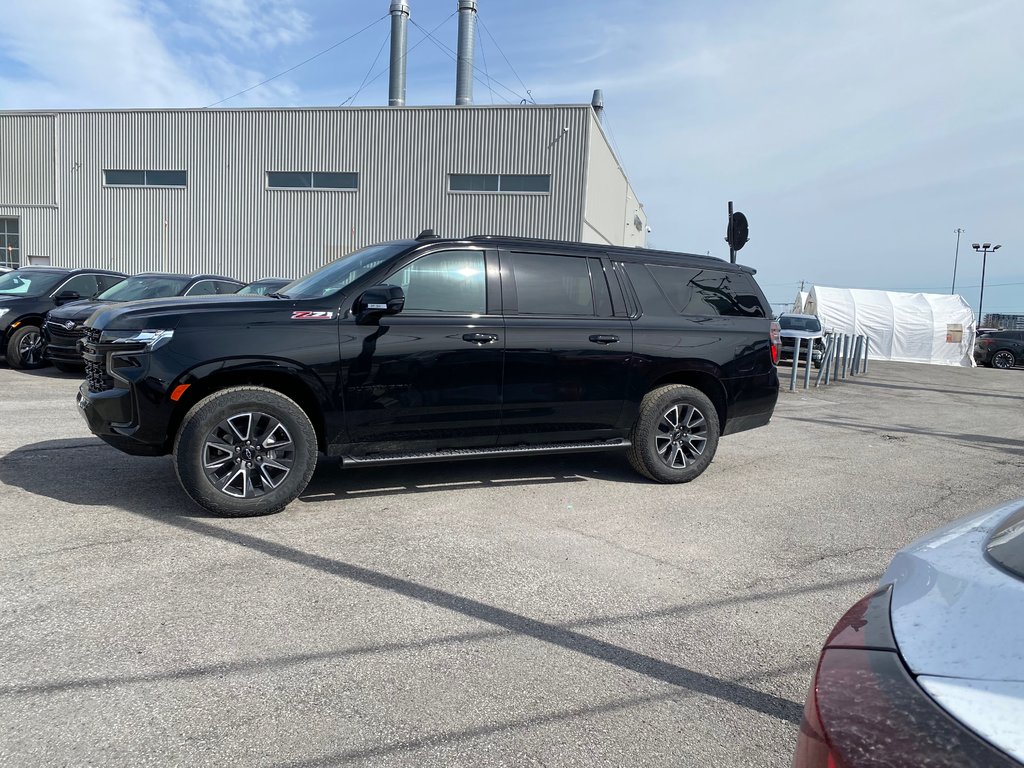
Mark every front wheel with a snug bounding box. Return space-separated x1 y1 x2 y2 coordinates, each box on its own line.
6 325 47 369
174 386 318 517
992 350 1016 370
627 384 720 483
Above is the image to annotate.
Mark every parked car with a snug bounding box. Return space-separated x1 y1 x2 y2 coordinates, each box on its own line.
238 277 291 296
777 313 826 368
792 498 1024 767
76 234 780 517
974 330 1023 369
43 273 244 371
0 266 126 369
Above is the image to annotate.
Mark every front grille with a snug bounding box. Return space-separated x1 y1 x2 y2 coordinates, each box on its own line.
46 320 85 344
82 326 114 393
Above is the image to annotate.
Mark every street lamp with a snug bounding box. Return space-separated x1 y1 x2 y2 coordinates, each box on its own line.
972 242 1002 326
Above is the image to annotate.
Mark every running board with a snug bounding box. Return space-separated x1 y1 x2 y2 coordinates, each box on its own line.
341 439 630 467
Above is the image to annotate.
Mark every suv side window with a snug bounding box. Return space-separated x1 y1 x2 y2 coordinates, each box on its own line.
511 252 594 316
96 274 124 293
57 273 101 298
185 281 217 296
646 264 766 318
388 249 486 314
214 281 241 294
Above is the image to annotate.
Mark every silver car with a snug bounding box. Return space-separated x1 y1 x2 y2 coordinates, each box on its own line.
793 498 1024 767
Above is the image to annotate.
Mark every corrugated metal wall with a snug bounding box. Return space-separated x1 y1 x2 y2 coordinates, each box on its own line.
0 104 642 281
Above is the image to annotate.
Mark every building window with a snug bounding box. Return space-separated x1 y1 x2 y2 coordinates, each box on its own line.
267 171 359 190
449 174 551 194
0 218 19 269
104 170 187 187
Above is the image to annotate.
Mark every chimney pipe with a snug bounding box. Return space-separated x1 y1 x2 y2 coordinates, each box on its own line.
388 1 410 107
455 0 477 105
591 89 604 121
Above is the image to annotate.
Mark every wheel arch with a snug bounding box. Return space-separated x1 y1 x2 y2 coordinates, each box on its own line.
165 364 328 453
647 370 728 429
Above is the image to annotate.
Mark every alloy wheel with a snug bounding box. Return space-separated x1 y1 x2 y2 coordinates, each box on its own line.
992 350 1015 370
18 329 43 367
654 403 708 469
201 411 295 498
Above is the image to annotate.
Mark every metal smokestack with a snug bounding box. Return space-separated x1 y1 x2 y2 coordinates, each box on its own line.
455 0 477 105
388 1 410 107
591 89 604 121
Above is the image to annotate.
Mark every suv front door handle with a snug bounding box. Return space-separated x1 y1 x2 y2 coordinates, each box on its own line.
462 332 499 344
588 334 619 345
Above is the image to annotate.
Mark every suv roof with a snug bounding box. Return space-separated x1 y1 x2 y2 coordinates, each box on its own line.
130 272 242 282
403 235 757 274
14 266 126 276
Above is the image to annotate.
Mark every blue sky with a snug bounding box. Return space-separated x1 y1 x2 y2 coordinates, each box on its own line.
1 0 1021 316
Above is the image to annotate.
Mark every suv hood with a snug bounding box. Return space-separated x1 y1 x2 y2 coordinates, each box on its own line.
778 329 823 340
85 294 279 331
48 299 111 323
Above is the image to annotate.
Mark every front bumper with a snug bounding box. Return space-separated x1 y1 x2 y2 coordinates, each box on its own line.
77 383 168 456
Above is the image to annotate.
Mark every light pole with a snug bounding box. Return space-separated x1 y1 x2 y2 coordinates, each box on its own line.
972 242 1002 326
951 227 964 295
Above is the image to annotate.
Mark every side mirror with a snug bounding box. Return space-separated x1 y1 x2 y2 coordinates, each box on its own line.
54 290 81 304
355 284 404 322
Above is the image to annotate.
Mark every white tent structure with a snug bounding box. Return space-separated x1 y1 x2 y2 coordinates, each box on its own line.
803 286 977 367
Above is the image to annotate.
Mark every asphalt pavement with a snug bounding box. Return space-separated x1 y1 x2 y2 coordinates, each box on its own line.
1 360 1023 767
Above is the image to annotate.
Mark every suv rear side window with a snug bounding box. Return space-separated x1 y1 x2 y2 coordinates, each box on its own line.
511 252 594 316
646 264 766 318
389 250 486 314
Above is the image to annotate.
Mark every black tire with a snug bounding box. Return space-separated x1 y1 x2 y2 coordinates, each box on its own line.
173 386 318 517
52 361 84 373
992 350 1016 370
627 384 720 484
6 325 47 369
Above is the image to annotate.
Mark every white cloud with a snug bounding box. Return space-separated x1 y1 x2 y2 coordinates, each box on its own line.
196 0 310 50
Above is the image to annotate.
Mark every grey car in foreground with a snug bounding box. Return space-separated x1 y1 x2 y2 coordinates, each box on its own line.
793 498 1024 767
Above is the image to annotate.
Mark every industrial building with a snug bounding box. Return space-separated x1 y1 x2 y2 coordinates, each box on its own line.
984 313 1024 330
0 101 646 280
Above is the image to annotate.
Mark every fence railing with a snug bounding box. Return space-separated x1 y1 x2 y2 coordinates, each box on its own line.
786 332 869 391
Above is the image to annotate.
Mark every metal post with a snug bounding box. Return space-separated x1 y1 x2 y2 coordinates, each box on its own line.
951 227 963 295
803 338 813 389
789 337 801 391
862 337 869 374
979 250 988 326
841 335 849 380
815 338 833 387
850 336 862 376
833 333 842 381
728 200 736 264
455 0 477 105
388 1 410 107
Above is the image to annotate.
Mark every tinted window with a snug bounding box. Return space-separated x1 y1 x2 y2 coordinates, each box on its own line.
59 274 101 298
499 175 550 192
104 170 145 185
779 315 821 332
388 250 486 314
98 275 191 301
449 174 500 192
146 170 187 187
185 281 217 296
313 172 358 190
104 170 186 187
214 281 241 294
647 265 766 318
0 270 66 296
512 253 594 316
267 172 358 190
96 274 125 292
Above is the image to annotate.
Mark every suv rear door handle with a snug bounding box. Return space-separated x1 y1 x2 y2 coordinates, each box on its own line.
589 334 619 345
462 332 499 344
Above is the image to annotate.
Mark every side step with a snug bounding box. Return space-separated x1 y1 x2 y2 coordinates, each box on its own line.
341 439 630 467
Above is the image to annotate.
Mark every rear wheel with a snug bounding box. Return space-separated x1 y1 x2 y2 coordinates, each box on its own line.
174 386 318 517
992 350 1016 370
6 325 46 369
627 384 720 483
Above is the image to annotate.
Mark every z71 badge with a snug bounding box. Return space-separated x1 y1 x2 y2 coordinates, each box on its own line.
291 311 334 320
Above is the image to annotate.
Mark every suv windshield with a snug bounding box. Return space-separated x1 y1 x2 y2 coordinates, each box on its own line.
0 271 66 297
780 315 822 333
282 244 408 299
98 276 191 301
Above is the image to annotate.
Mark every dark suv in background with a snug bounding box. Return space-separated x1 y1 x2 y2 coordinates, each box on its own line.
77 234 780 517
0 267 126 369
975 330 1023 369
44 273 243 370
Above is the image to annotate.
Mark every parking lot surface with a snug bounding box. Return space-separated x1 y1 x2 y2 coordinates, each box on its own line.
2 361 1023 767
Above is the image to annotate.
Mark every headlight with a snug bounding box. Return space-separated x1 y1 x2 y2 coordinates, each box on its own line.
99 328 174 350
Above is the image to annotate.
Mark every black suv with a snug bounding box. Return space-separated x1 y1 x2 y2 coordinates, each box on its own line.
0 267 126 369
77 235 780 517
44 273 243 370
975 330 1023 369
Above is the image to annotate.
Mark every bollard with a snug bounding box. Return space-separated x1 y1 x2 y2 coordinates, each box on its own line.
789 337 801 391
819 337 834 386
833 333 842 382
850 336 862 377
862 337 869 374
841 335 849 380
803 337 814 389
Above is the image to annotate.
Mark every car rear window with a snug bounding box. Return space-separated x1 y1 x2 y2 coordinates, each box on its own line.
986 506 1024 582
645 264 766 318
